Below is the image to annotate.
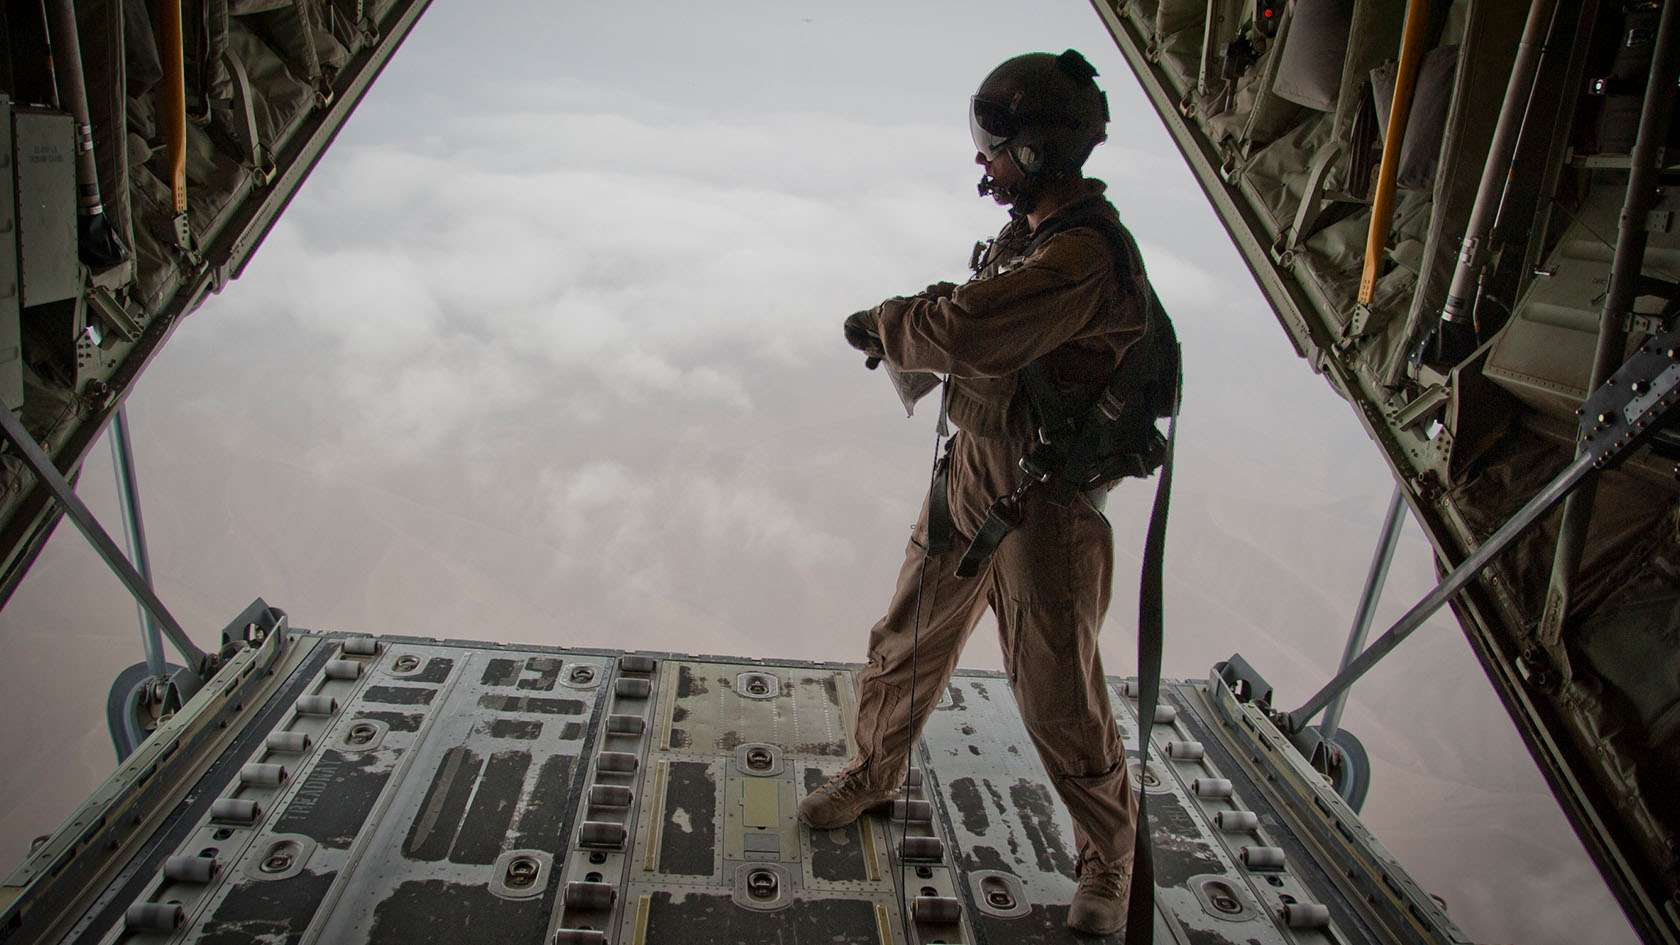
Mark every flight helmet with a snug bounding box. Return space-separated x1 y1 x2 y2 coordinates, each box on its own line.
970 49 1110 208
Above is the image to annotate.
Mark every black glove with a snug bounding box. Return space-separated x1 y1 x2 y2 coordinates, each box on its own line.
844 309 884 368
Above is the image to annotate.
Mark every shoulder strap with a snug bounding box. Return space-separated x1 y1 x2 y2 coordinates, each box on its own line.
1018 361 1077 433
1018 211 1163 434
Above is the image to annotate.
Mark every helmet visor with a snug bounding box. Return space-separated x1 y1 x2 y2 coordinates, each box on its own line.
969 97 1016 160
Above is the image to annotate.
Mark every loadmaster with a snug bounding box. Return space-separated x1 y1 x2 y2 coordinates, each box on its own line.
801 49 1182 937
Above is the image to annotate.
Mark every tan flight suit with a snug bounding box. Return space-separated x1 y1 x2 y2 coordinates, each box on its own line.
849 181 1148 873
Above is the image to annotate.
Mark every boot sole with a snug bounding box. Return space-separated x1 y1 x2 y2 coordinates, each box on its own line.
797 798 893 831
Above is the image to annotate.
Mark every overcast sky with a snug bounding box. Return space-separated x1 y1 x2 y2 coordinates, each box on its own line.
0 3 1636 942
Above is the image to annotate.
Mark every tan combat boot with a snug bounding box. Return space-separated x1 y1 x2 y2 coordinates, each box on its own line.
1067 849 1131 936
797 766 897 830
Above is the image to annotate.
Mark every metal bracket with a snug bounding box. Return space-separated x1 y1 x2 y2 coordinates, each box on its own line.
171 211 195 256
1391 384 1450 432
1624 312 1668 336
87 287 143 343
1576 327 1680 467
217 597 287 648
1212 654 1273 708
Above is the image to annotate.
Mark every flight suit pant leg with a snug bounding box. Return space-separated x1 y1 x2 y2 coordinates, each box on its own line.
849 529 992 789
990 498 1137 871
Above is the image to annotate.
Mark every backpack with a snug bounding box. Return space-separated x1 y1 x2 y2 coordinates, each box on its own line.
1019 208 1182 489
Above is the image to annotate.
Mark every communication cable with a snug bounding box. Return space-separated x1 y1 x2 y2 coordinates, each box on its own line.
897 375 949 945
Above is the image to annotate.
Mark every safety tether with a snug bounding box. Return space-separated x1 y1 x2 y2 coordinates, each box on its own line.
1124 372 1177 944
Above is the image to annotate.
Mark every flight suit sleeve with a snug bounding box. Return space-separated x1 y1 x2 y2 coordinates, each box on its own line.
874 229 1128 378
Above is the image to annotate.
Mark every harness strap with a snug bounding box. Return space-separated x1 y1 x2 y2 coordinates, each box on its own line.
954 493 1023 578
926 443 956 555
1020 360 1079 431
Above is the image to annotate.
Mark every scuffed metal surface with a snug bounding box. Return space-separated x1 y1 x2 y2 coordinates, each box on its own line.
919 677 1297 945
59 640 1464 945
121 642 608 945
197 867 337 945
274 748 399 850
642 889 881 944
367 878 551 944
657 761 719 876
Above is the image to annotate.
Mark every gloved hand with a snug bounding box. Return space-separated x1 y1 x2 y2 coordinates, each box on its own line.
919 281 957 300
844 308 884 368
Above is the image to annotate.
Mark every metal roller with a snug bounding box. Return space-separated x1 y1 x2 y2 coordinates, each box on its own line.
296 694 338 716
1153 704 1177 724
1215 810 1259 832
266 731 312 753
596 752 639 773
210 797 261 823
1192 777 1233 798
1165 740 1204 760
618 655 657 674
579 821 627 849
589 784 634 808
163 853 218 883
892 799 933 823
553 930 608 945
125 901 184 931
564 880 617 910
239 763 288 787
615 677 652 698
1241 845 1286 870
605 714 645 736
1121 680 1140 698
341 637 379 656
324 659 363 680
912 895 963 924
905 768 924 788
901 836 945 862
1283 901 1331 928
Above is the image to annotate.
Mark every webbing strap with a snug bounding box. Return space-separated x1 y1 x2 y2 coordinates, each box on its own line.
954 496 1021 578
1019 360 1080 431
1125 393 1176 944
926 445 956 555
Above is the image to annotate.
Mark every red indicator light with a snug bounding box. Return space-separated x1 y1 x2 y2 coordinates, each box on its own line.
1263 8 1274 16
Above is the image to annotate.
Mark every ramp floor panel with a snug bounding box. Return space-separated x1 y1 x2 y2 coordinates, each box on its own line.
36 632 1463 945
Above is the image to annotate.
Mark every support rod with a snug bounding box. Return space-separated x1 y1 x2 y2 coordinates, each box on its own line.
36 0 62 106
1318 485 1407 743
110 407 165 679
1438 0 1560 326
47 0 127 268
0 407 206 674
1285 448 1598 732
1538 0 1680 654
1357 0 1430 305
